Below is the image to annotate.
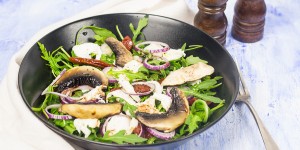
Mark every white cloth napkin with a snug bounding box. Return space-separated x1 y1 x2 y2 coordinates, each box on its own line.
0 0 195 149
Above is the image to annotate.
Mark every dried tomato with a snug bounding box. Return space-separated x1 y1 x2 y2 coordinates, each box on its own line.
133 84 151 93
69 57 113 68
122 36 133 50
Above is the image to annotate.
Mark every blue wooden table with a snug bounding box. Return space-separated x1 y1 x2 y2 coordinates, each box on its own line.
0 0 299 149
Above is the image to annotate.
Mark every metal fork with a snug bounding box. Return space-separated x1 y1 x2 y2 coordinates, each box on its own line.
236 66 279 150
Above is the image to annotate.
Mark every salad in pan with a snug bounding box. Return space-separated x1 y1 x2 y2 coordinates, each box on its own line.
32 16 225 144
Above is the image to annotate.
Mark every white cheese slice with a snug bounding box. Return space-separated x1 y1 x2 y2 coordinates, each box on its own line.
74 119 100 138
105 115 138 135
118 75 140 102
123 60 143 73
106 89 137 105
100 43 113 55
163 49 186 61
72 43 102 59
147 81 163 94
152 93 172 111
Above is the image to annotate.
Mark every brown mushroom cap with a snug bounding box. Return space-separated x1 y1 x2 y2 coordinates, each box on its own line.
135 88 189 132
61 103 122 119
55 66 108 92
105 37 133 67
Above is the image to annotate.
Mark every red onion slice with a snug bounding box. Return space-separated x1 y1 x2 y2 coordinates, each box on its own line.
166 87 173 97
134 41 170 53
42 69 66 95
43 92 82 101
101 116 112 136
143 57 170 70
122 82 155 96
145 127 175 140
44 104 72 120
138 123 144 137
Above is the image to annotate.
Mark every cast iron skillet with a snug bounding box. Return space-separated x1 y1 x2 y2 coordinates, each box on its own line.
18 13 239 150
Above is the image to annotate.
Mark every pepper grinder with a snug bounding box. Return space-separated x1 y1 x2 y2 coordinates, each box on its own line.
194 0 228 46
231 0 267 43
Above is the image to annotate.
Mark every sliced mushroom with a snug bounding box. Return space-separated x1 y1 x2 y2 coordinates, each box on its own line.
61 103 122 119
135 88 189 132
105 37 133 66
55 66 108 92
161 62 214 86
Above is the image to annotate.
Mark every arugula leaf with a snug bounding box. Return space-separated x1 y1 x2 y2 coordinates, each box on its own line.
181 43 187 50
100 54 115 64
146 136 157 144
185 113 202 134
101 130 147 144
116 25 124 40
182 89 224 103
186 55 207 66
191 100 209 123
76 26 116 45
179 100 210 135
184 44 203 51
192 76 222 90
53 119 76 134
31 85 58 112
107 69 147 81
129 15 149 44
38 42 73 76
209 102 224 116
119 99 137 117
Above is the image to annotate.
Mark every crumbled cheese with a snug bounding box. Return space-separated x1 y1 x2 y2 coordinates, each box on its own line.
106 90 136 105
72 43 102 59
147 81 163 94
163 49 186 61
118 75 140 102
100 43 113 55
144 43 164 57
123 60 143 73
80 86 104 102
152 93 172 111
74 119 100 138
105 115 138 135
137 96 159 114
144 43 163 51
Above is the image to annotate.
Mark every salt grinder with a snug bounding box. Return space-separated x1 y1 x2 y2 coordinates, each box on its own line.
194 0 228 46
231 0 267 43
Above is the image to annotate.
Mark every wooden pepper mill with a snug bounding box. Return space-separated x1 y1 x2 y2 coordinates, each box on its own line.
194 0 228 46
231 0 267 43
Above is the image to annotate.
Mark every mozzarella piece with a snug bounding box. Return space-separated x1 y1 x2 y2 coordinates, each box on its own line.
144 43 164 57
118 75 140 102
79 86 105 102
137 96 159 114
106 90 136 105
133 55 143 63
144 43 163 51
152 93 172 111
147 81 163 94
72 43 102 59
105 115 138 135
100 43 113 55
123 60 143 73
74 119 100 138
163 49 186 61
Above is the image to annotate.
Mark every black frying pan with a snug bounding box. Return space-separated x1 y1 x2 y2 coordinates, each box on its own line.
18 13 239 150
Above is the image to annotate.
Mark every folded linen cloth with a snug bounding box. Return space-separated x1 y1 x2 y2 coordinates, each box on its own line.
0 0 195 149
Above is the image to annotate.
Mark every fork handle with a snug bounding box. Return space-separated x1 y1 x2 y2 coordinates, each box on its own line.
243 100 279 150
